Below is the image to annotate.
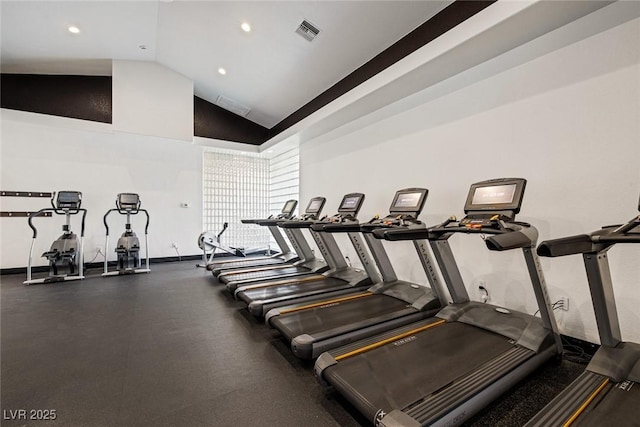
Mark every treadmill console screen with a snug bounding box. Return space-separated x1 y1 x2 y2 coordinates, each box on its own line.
471 185 516 206
305 197 325 214
389 188 428 214
118 193 140 208
464 178 526 214
56 191 82 209
282 200 298 215
338 193 365 214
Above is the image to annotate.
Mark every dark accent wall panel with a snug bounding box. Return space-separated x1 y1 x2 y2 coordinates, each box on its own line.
270 0 495 137
194 96 270 145
1 74 112 123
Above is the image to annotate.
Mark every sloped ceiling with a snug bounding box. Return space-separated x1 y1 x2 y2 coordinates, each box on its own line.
1 1 452 128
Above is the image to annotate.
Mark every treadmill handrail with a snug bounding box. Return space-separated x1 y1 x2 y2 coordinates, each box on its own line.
254 217 296 226
317 223 362 233
597 234 640 244
240 218 265 224
538 217 640 257
360 215 425 233
594 216 639 243
278 220 318 229
377 221 537 251
373 227 430 241
373 215 495 242
309 215 359 232
241 212 294 225
274 199 325 227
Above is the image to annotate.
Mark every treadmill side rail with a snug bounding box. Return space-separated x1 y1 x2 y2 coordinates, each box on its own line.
379 410 421 427
524 371 610 427
437 302 551 353
587 342 640 382
406 345 554 427
291 308 431 359
314 352 338 386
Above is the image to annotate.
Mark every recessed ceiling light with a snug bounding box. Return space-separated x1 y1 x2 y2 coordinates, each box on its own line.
241 22 251 32
218 68 227 75
68 26 80 34
267 150 274 153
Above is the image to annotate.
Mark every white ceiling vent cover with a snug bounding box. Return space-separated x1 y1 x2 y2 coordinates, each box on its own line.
215 95 251 117
296 19 320 42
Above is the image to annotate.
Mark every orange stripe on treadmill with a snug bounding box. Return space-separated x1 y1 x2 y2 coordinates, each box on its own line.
240 275 326 290
279 292 373 314
562 378 609 427
335 319 446 361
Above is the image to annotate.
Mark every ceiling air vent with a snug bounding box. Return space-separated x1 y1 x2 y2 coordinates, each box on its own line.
296 19 320 42
215 95 251 117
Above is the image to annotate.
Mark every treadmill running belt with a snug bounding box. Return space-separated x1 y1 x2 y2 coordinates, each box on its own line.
220 266 307 284
324 322 514 421
273 294 411 341
238 277 346 303
214 258 282 271
575 380 640 426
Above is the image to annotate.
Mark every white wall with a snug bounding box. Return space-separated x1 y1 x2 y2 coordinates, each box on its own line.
113 60 193 142
0 109 203 269
299 17 640 344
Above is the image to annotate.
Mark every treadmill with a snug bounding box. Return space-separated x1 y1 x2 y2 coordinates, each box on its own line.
208 199 299 275
315 178 563 427
234 192 381 317
218 197 329 290
266 188 444 359
525 195 640 427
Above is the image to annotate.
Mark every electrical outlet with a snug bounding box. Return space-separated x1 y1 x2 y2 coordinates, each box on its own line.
478 280 488 303
559 296 569 311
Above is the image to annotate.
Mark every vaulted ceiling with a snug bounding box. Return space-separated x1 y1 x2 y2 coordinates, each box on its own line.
1 1 453 128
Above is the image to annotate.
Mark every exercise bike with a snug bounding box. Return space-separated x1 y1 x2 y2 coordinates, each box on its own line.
102 193 150 276
24 191 87 285
196 222 246 268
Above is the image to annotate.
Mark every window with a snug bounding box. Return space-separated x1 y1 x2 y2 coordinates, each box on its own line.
269 146 300 214
203 149 270 252
269 146 300 248
202 146 299 253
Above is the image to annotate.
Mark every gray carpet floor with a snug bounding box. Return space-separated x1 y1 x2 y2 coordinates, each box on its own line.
1 261 585 426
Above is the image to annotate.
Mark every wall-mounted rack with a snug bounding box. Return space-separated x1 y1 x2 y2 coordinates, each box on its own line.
1 191 53 198
1 212 53 217
1 190 54 217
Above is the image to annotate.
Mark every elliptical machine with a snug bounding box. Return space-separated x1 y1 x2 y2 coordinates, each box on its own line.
24 191 87 285
102 193 150 276
196 223 246 268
